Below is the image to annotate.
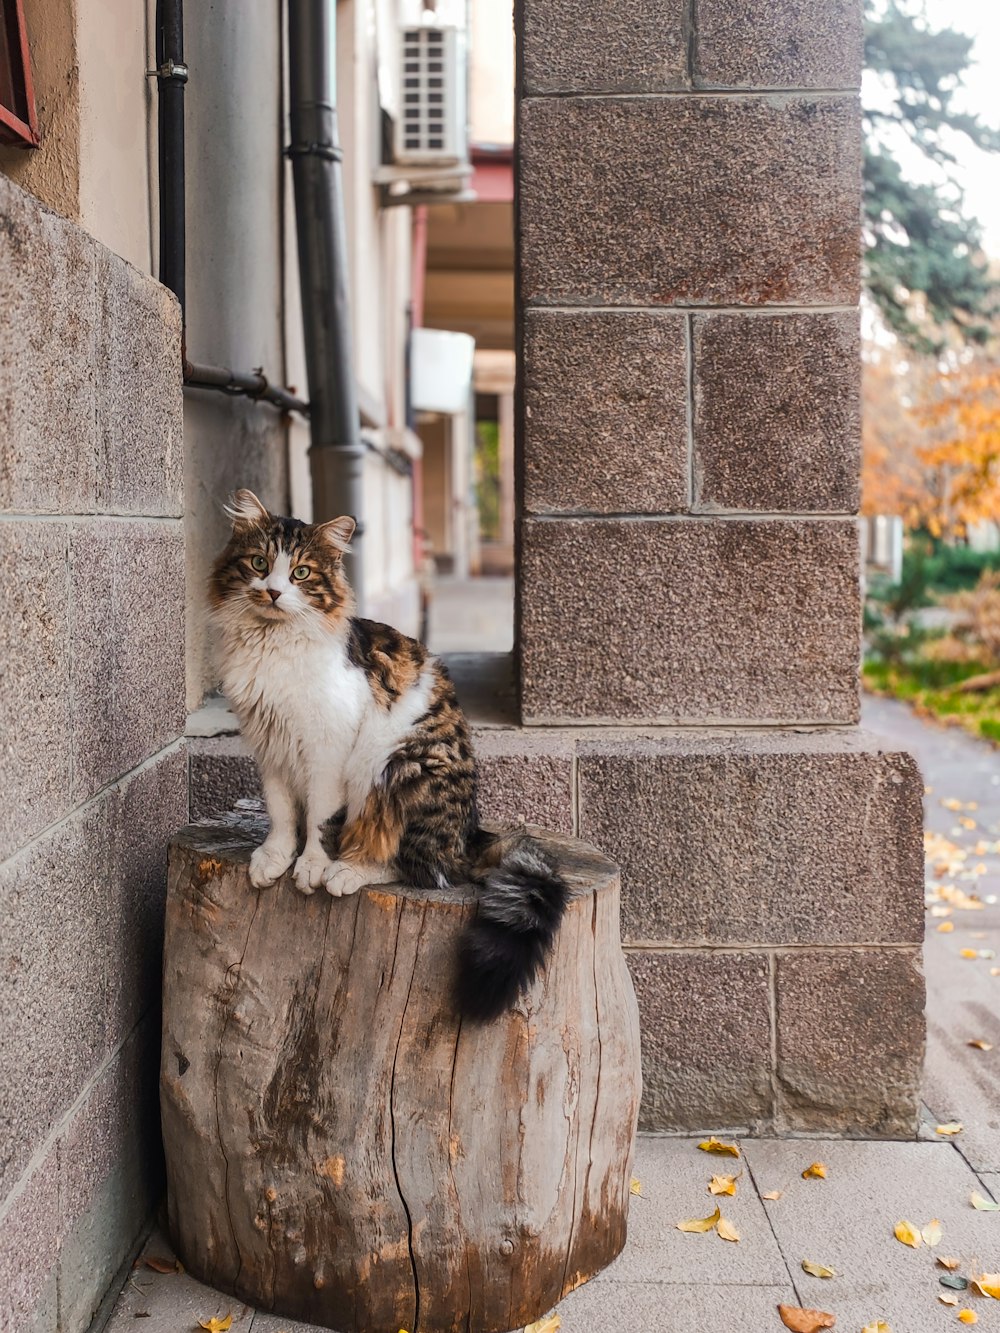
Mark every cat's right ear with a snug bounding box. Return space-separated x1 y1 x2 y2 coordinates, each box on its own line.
224 489 269 529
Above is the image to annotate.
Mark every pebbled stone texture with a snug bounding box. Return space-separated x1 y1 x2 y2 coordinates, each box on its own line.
693 311 861 513
627 950 773 1132
105 748 189 1047
70 520 186 803
521 0 688 95
520 95 861 308
519 517 861 724
523 310 688 515
188 736 260 821
0 1153 60 1333
0 802 106 1200
0 174 99 516
473 729 575 835
695 0 864 91
578 732 923 946
95 249 183 517
0 522 73 861
776 948 925 1136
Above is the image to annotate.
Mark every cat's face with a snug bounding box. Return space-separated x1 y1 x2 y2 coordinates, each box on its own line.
209 490 355 627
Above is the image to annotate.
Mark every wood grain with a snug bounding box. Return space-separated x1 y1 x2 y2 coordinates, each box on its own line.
161 805 642 1332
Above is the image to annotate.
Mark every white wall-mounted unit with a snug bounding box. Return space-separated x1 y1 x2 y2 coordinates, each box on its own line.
394 24 467 167
411 328 475 415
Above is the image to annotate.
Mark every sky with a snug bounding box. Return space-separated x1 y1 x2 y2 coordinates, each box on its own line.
899 0 1000 255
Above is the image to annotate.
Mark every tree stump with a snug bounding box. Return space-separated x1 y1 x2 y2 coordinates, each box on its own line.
161 804 642 1333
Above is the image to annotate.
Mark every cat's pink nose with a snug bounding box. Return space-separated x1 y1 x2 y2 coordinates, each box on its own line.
268 589 282 603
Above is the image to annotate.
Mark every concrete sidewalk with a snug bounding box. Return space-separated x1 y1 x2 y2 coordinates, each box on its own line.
103 695 1000 1333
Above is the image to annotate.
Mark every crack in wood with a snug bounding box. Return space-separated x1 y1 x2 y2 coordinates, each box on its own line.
388 902 423 1332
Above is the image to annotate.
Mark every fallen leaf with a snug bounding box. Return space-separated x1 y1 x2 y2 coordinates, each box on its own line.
144 1256 180 1274
716 1216 740 1242
943 798 964 810
991 967 1000 976
802 1162 827 1180
936 1123 964 1136
938 921 956 933
971 1191 1000 1211
698 1136 740 1157
776 1305 836 1332
923 1218 943 1247
961 949 980 959
957 1312 977 1325
762 1190 783 1201
676 1206 721 1233
940 1294 960 1306
941 1275 970 1291
860 1324 891 1333
938 1257 962 1271
134 1316 151 1322
971 1274 1000 1300
524 1318 560 1333
801 1259 837 1278
629 1177 643 1197
708 1173 738 1197
894 1219 922 1248
198 1319 233 1333
968 1040 994 1051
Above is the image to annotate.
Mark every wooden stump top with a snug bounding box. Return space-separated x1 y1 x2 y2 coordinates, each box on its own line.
161 803 642 1333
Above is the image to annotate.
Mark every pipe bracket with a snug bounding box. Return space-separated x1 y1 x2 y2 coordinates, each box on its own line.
149 60 189 83
285 141 343 163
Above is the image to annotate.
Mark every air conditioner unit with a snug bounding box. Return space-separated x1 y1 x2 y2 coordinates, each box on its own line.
394 24 467 168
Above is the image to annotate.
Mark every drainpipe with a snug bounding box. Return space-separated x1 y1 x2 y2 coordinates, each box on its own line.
287 0 366 604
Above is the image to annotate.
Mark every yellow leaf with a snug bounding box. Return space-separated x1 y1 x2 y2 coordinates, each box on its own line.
894 1219 922 1248
716 1217 740 1242
762 1190 783 1201
957 1311 978 1325
939 1257 962 1271
968 1040 993 1051
936 1123 964 1136
861 1324 892 1333
676 1206 721 1233
972 1274 1000 1300
698 1136 740 1158
524 1318 560 1333
961 949 979 959
198 1318 233 1333
922 1218 943 1248
971 1191 1000 1211
802 1162 827 1180
941 1293 960 1306
801 1259 837 1278
938 921 956 933
708 1174 738 1196
629 1177 643 1197
777 1306 836 1332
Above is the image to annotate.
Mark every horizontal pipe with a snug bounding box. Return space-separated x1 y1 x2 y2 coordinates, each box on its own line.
183 359 310 415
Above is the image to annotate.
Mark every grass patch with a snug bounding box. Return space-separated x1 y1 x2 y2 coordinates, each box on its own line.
864 657 1000 743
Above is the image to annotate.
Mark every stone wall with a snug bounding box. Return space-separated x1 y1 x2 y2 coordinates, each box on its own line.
0 174 186 1332
514 0 926 1132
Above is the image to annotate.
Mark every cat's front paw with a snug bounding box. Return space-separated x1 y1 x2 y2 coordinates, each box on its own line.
249 840 296 889
322 860 369 898
293 848 335 895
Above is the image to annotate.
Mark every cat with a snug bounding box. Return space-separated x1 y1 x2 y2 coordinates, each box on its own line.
208 489 568 1020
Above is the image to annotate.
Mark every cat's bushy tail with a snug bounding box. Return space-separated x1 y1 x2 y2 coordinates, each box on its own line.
456 830 569 1022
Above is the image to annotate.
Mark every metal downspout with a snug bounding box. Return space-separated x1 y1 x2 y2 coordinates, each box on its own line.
287 0 366 603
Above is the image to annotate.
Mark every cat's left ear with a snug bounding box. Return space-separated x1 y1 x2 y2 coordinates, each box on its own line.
315 515 356 557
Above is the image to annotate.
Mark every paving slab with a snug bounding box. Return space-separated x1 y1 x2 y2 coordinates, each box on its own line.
103 1231 253 1333
553 1280 799 1331
744 1138 1000 1333
594 1136 790 1287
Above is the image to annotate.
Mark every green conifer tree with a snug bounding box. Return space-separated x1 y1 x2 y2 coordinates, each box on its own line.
864 0 999 351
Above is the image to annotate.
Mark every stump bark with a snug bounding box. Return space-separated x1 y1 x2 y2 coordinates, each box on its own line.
161 805 642 1333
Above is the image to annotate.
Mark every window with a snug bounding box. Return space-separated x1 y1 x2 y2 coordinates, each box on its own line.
0 0 38 147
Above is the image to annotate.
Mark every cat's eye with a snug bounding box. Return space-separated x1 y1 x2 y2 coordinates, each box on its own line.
250 555 268 573
292 565 311 581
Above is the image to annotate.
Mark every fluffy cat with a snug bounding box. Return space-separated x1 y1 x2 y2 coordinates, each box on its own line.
208 489 568 1020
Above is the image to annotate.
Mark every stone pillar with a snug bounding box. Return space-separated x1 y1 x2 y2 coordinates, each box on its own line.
514 0 926 1134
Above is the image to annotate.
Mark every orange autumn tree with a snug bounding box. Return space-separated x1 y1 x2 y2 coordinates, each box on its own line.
917 362 1000 540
